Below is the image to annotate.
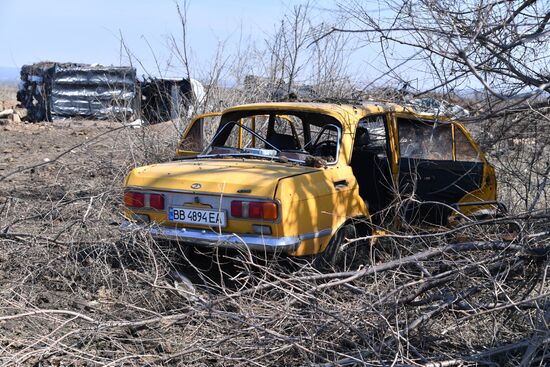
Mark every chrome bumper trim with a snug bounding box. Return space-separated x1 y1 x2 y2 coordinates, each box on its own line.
120 221 330 252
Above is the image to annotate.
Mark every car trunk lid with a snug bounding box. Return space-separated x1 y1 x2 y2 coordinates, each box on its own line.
126 158 318 197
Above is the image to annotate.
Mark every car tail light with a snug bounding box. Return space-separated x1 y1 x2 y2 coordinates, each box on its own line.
124 191 164 210
124 192 145 208
248 202 263 218
231 200 278 220
261 202 278 220
231 201 243 217
149 193 165 210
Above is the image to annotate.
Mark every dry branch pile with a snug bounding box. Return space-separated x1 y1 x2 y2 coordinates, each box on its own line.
0 217 548 365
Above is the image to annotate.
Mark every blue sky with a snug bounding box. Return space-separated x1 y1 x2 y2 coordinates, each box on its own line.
0 0 335 77
0 0 442 91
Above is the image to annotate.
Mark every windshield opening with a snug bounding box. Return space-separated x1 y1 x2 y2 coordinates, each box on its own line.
200 110 342 165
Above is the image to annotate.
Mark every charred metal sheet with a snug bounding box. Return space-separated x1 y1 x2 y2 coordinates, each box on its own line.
141 78 193 123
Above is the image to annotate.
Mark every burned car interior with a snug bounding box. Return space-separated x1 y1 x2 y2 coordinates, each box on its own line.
200 110 342 165
351 115 394 221
350 113 487 226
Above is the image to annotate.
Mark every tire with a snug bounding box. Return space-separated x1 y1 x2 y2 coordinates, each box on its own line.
313 224 361 271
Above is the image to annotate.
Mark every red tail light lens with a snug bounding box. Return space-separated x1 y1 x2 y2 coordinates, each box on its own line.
124 192 145 208
124 192 164 210
231 200 243 217
231 200 278 220
248 202 263 218
149 193 165 210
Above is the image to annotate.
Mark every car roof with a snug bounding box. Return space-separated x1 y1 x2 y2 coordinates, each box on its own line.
221 101 451 122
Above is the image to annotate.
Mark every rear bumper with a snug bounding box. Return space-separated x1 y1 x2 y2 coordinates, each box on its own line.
120 221 302 253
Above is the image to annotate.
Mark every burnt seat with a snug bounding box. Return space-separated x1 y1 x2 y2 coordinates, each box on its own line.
266 132 300 150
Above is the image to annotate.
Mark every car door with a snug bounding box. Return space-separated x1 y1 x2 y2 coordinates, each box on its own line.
396 116 484 225
175 112 221 157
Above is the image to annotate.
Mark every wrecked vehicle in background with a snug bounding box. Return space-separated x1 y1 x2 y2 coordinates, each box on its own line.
141 78 205 123
122 102 499 266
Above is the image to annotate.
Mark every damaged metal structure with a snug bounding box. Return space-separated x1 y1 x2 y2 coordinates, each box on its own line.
17 62 139 121
17 62 205 123
141 78 193 123
140 78 205 123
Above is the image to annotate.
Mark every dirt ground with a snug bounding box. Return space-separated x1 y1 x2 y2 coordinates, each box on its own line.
0 84 17 111
1 117 180 233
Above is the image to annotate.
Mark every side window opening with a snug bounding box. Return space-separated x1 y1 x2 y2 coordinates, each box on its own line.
398 119 452 160
179 114 222 152
355 115 388 154
454 127 481 162
202 116 221 143
179 119 202 151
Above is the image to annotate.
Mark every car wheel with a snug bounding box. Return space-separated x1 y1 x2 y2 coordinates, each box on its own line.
313 224 362 271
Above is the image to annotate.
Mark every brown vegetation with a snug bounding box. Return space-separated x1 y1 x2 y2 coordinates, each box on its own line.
0 82 549 366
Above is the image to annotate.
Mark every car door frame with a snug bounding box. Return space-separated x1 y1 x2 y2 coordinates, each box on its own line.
175 112 222 157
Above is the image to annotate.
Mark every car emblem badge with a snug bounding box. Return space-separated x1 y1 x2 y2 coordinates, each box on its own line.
191 183 201 189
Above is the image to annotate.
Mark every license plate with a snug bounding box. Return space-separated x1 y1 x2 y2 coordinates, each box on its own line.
168 207 226 227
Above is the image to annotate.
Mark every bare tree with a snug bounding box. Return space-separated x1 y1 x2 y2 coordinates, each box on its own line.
323 1 550 102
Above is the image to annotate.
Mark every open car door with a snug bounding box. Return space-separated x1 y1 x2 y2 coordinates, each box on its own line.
175 112 222 157
396 117 486 225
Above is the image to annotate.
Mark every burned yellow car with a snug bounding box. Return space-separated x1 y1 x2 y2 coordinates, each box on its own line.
122 102 498 264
